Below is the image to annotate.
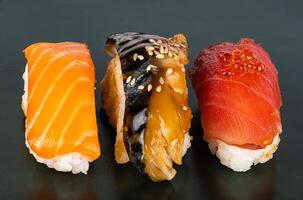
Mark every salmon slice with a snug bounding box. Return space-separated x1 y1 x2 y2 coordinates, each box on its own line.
190 38 282 149
23 42 100 174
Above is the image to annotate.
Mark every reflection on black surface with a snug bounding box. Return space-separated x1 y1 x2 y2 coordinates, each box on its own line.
202 159 276 200
99 108 116 143
121 178 175 200
190 112 276 200
108 143 177 200
101 108 178 200
21 111 97 200
113 163 176 200
24 155 97 200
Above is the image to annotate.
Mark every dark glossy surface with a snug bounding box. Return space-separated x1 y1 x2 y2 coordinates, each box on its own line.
0 0 302 199
110 33 154 173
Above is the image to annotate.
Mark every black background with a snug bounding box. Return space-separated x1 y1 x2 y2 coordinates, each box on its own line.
0 0 302 199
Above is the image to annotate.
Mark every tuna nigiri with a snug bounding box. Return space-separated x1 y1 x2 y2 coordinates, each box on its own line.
100 33 192 181
190 39 282 171
22 42 100 174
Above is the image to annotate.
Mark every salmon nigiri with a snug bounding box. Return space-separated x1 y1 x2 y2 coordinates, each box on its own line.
190 39 282 171
22 42 100 174
100 33 192 181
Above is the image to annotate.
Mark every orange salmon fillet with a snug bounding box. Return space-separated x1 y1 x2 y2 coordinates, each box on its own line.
24 42 100 161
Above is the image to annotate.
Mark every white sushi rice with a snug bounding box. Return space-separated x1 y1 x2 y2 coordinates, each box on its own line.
132 108 148 131
22 64 90 174
182 132 191 157
21 64 28 115
207 134 280 172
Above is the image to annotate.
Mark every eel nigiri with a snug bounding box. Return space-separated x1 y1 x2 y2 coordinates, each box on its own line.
190 39 282 172
22 42 100 174
100 33 192 181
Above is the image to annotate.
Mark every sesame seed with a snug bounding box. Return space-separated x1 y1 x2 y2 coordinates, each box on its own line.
183 106 188 111
133 53 138 61
150 64 157 69
164 47 168 54
157 40 162 44
156 85 162 92
130 78 136 86
150 39 159 45
138 85 144 90
126 76 132 83
154 50 160 55
166 68 173 75
173 43 180 47
160 46 165 54
156 54 164 59
174 88 183 94
168 51 173 57
137 55 144 60
146 64 157 71
145 46 155 51
149 39 156 43
147 84 152 92
179 43 186 48
173 53 179 60
170 47 178 53
147 50 153 56
181 67 185 72
159 77 164 85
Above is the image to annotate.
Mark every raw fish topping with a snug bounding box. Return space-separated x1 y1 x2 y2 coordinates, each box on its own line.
191 38 282 149
23 42 100 174
219 49 265 77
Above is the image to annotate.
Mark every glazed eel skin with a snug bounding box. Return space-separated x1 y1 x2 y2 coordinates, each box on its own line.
101 32 192 181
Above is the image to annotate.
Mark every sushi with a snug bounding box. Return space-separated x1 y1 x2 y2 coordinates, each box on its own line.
100 33 192 181
190 39 282 172
22 42 101 174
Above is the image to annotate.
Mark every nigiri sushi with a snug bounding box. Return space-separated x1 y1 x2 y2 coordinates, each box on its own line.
190 39 282 172
100 33 192 181
22 42 100 174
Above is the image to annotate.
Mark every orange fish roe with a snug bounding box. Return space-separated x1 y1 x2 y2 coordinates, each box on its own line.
219 49 265 76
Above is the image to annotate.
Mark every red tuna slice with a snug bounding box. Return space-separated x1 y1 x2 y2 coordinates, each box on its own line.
190 39 282 149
